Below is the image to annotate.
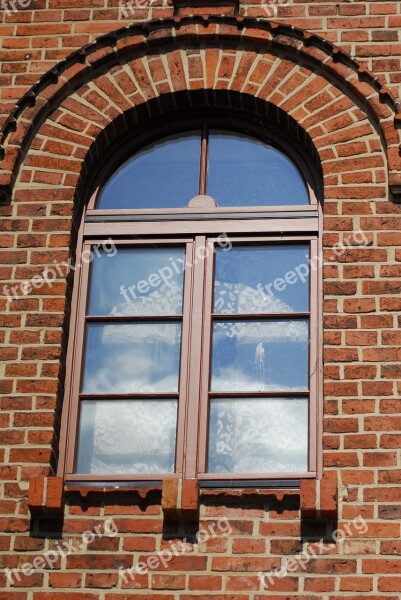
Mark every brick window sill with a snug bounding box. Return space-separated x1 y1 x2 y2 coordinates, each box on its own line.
28 473 338 521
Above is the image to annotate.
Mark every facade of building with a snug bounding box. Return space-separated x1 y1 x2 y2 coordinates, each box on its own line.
1 0 401 598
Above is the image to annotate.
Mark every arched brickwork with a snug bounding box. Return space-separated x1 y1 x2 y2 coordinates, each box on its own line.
6 39 393 212
0 16 400 206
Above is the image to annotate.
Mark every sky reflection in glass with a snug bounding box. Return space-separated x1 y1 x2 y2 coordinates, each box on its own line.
208 397 308 473
211 320 309 392
81 322 181 394
213 244 310 314
88 247 185 316
208 131 309 206
96 130 309 209
97 132 200 209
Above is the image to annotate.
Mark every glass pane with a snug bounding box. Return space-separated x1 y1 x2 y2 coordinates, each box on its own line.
82 323 181 393
207 131 309 206
76 399 177 474
211 320 309 392
214 244 309 314
208 397 308 473
88 247 185 316
97 132 200 209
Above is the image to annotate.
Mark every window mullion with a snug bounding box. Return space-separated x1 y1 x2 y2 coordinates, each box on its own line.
197 238 215 476
181 235 207 479
199 123 208 195
175 240 195 477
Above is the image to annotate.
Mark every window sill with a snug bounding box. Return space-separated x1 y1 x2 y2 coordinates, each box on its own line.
28 473 338 520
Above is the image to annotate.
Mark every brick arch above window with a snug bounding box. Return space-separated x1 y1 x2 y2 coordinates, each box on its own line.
0 16 399 207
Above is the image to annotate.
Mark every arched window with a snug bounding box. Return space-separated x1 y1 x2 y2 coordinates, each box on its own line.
96 128 309 209
59 120 321 486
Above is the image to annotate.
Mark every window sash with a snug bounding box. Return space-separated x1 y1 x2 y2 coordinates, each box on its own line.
197 237 319 480
63 238 195 479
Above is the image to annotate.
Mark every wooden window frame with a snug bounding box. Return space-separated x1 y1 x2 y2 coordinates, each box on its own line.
58 121 322 486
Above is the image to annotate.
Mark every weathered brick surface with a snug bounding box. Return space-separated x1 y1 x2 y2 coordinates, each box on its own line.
1 0 401 598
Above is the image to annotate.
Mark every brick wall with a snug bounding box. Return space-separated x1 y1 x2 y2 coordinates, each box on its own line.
1 1 401 598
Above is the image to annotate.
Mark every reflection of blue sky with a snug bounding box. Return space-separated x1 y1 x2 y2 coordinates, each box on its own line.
212 320 309 391
208 131 309 207
97 133 200 209
76 400 177 474
88 247 184 316
84 245 310 395
97 130 309 210
214 245 309 313
82 323 181 393
90 244 310 317
208 398 308 473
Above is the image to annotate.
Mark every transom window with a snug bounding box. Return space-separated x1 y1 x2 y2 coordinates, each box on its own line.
59 120 321 485
96 125 310 209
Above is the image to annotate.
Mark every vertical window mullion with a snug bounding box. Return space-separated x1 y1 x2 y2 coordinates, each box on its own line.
181 235 207 479
197 239 215 476
199 124 208 196
175 240 195 477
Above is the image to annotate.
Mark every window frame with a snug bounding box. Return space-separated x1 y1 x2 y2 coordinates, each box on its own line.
58 120 323 486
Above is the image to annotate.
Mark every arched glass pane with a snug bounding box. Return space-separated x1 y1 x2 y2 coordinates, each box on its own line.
207 130 309 206
97 132 200 209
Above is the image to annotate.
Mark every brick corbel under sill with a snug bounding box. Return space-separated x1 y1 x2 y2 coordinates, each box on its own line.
28 473 338 520
300 471 338 520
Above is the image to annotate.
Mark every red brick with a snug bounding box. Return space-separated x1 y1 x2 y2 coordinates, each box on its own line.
152 574 186 590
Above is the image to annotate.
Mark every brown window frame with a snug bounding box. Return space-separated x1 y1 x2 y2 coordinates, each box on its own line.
58 119 322 486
